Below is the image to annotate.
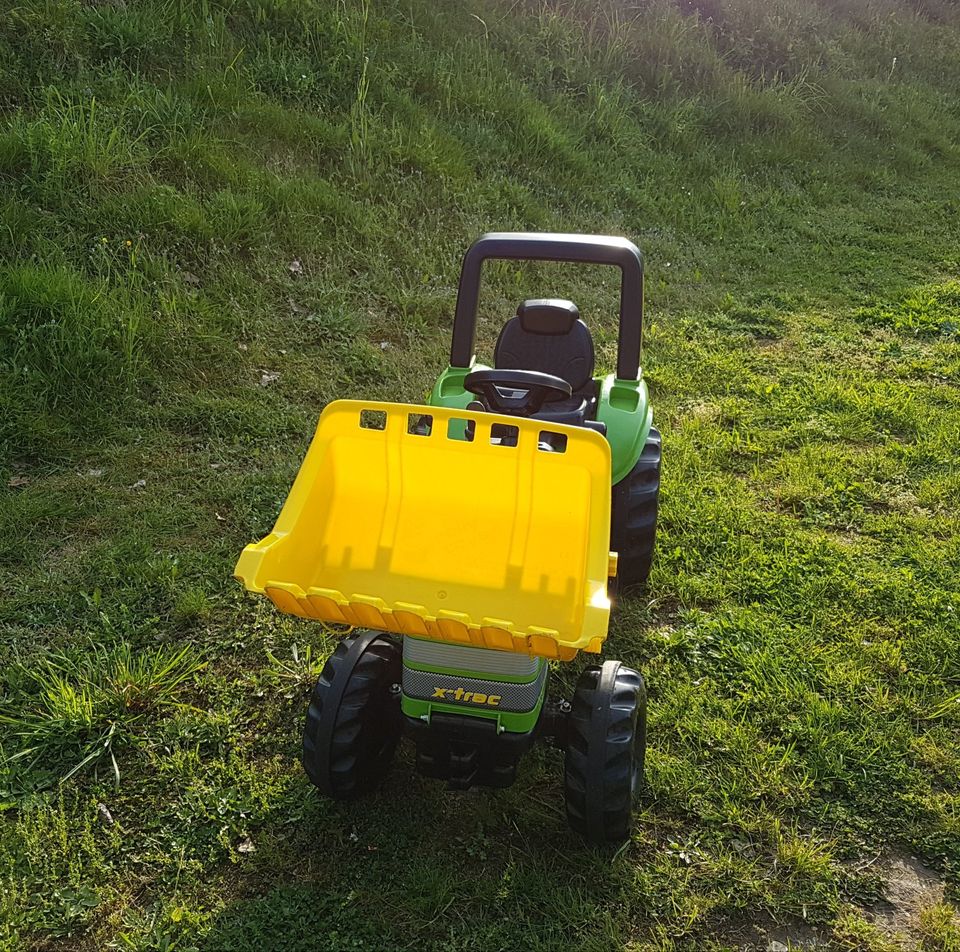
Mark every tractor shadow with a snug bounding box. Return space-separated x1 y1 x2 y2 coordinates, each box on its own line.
198 740 643 952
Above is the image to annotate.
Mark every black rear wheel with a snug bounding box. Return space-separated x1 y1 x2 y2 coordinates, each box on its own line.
302 630 402 800
564 660 646 843
610 426 661 591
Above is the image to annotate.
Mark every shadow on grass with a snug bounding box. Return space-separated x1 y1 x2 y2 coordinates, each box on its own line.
199 742 647 952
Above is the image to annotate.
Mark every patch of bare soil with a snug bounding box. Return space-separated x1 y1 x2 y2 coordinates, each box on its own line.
711 913 827 950
709 853 956 950
863 852 947 947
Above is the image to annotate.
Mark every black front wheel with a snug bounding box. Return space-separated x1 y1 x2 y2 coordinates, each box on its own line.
564 660 646 843
302 630 402 800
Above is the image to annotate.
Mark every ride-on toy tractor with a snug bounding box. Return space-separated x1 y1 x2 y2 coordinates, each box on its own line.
235 233 661 842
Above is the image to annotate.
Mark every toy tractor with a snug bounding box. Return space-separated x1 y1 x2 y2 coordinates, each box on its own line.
235 233 660 842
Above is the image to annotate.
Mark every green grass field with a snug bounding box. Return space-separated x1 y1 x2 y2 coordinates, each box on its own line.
2 0 960 948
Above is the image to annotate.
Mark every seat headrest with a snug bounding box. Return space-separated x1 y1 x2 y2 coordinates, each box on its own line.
517 299 579 335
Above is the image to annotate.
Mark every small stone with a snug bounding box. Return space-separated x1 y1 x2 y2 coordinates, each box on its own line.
97 803 114 826
288 258 303 276
259 371 280 387
130 479 146 490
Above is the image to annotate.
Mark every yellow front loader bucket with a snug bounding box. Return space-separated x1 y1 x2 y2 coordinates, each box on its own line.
235 400 615 660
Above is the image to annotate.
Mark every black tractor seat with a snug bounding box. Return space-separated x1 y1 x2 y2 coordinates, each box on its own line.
493 299 597 427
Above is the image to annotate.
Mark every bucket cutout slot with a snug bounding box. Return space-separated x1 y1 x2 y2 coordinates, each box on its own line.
408 413 433 436
490 423 519 447
538 430 567 453
447 417 475 442
360 409 387 430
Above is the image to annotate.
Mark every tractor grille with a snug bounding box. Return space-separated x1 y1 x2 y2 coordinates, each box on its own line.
402 637 541 679
402 664 547 715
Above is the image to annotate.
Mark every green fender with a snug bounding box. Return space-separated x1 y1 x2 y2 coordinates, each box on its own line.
595 374 652 484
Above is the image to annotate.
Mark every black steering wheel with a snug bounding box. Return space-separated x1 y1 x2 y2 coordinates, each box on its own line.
464 369 572 416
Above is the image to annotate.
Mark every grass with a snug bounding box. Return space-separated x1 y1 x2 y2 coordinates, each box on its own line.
2 640 205 790
1 0 959 948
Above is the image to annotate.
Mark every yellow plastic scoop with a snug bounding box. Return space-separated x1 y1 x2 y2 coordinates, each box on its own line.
235 400 614 659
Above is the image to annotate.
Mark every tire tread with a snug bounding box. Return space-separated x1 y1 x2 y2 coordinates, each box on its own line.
610 427 661 590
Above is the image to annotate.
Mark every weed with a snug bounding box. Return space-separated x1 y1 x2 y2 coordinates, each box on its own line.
920 903 960 951
2 642 205 788
833 906 902 951
856 280 960 338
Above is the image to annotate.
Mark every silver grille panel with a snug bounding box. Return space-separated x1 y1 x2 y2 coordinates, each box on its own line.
402 637 541 679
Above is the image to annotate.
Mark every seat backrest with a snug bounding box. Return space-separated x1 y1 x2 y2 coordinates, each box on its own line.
494 299 595 392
